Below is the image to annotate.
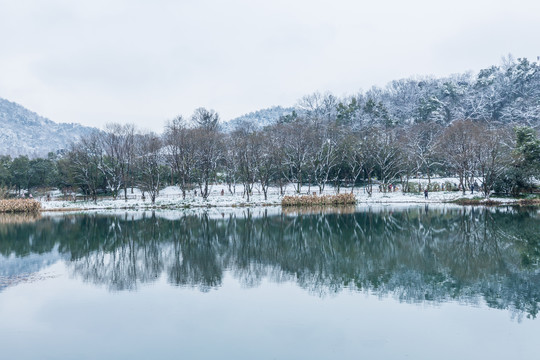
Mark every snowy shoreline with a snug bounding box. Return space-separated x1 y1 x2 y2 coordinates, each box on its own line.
38 183 523 213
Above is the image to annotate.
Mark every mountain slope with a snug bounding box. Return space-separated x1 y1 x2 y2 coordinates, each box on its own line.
222 106 297 132
0 98 96 157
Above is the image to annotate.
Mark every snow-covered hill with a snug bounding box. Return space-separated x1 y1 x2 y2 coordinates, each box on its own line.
222 106 297 132
0 98 96 157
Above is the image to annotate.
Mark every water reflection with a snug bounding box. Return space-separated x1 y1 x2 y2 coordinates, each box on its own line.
1 207 539 317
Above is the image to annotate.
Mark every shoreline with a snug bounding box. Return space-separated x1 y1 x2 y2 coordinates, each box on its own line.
9 184 538 213
37 196 533 214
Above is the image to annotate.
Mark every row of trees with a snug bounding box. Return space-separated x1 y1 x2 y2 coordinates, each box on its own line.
1 109 539 202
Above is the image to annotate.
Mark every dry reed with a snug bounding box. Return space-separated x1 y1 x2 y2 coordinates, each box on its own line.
281 193 356 207
0 199 42 213
452 198 501 206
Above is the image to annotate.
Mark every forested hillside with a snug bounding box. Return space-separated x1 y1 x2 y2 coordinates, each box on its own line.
224 106 297 131
330 56 540 127
0 98 96 157
226 56 540 129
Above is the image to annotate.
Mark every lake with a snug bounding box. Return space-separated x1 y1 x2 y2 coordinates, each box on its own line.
1 205 539 359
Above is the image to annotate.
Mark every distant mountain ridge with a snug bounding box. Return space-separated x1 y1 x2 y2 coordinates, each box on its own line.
0 98 96 157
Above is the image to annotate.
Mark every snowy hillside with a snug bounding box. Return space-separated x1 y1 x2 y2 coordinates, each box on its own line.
0 98 96 157
222 106 297 132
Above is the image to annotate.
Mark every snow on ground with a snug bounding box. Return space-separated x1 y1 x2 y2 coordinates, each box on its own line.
38 179 518 212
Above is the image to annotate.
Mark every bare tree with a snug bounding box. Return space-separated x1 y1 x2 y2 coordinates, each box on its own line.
405 121 443 184
371 126 403 192
191 108 222 199
163 116 196 199
475 123 512 198
192 107 219 131
358 129 378 196
230 122 260 201
254 129 279 200
310 122 341 194
98 123 135 200
121 124 136 200
222 135 240 195
297 91 338 122
68 132 102 203
135 132 163 204
436 120 479 194
279 119 314 194
341 131 365 193
396 126 420 192
265 125 288 195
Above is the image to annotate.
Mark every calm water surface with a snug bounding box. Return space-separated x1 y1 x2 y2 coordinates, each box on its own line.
1 206 539 359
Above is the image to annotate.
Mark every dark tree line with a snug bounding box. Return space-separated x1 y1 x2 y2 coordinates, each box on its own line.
0 153 59 196
2 57 540 201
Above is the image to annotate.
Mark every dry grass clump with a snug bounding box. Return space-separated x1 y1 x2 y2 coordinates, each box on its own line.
452 198 501 206
0 199 41 213
282 193 356 206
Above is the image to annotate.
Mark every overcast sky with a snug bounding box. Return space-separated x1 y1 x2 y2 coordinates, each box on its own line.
1 0 539 131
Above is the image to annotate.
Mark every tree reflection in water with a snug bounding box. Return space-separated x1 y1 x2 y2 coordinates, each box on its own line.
1 206 539 318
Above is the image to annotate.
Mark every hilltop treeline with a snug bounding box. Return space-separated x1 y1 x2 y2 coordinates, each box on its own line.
330 56 540 127
1 57 540 201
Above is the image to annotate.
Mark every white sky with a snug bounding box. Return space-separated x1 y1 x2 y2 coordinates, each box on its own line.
1 0 539 131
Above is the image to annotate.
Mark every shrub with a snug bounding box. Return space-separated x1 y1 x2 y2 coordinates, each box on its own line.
444 181 458 191
403 182 422 193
